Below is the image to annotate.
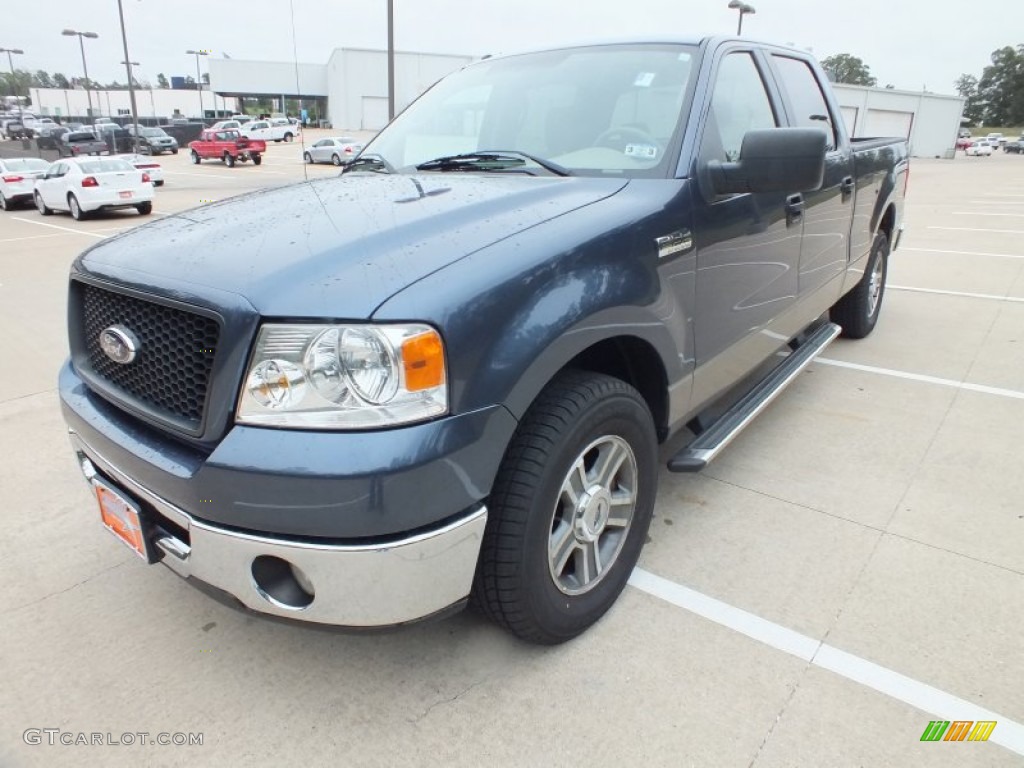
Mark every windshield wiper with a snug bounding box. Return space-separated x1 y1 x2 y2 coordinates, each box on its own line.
415 151 571 177
340 153 394 175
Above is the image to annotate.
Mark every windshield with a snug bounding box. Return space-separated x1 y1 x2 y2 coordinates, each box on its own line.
4 158 49 171
140 128 166 137
79 159 136 173
365 43 696 178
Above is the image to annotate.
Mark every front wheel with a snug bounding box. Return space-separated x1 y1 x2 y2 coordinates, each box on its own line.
190 150 201 164
35 192 53 216
831 231 889 338
472 370 658 644
224 152 235 168
171 148 178 155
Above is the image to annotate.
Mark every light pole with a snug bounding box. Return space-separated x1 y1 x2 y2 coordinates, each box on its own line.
727 0 756 35
0 47 24 118
387 0 395 121
186 49 208 122
116 0 142 153
62 29 99 121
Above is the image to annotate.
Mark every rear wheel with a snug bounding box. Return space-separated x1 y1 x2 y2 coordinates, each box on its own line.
190 150 201 164
68 194 86 221
0 192 8 211
831 231 889 339
472 370 657 644
35 191 53 216
224 153 235 168
284 132 293 142
136 201 152 215
331 153 342 166
252 154 263 166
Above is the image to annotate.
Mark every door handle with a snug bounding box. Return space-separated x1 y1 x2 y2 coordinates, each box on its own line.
840 176 855 199
785 194 804 227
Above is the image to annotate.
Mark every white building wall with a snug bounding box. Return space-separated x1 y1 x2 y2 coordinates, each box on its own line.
326 49 474 130
208 59 328 97
28 87 239 121
832 84 965 159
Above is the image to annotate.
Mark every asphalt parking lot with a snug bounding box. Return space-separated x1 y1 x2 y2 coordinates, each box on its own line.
0 137 1021 767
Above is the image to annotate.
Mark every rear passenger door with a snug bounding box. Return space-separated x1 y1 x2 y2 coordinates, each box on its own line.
768 54 853 302
689 48 802 407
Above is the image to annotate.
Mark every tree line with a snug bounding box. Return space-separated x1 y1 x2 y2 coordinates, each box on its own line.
1 69 207 97
955 45 1024 127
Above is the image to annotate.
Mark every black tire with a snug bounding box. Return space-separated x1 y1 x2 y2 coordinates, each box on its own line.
303 152 312 164
35 192 53 216
136 201 152 215
154 180 164 187
251 154 262 165
331 153 342 166
68 194 86 221
831 231 889 339
171 148 178 155
0 191 8 211
472 370 658 644
191 150 201 164
284 132 293 142
224 153 235 168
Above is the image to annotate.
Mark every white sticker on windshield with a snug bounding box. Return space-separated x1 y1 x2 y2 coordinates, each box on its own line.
634 72 656 87
625 144 658 159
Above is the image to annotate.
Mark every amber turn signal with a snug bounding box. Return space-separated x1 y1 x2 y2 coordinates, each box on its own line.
401 330 445 391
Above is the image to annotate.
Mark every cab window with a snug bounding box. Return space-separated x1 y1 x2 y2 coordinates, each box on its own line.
702 52 778 163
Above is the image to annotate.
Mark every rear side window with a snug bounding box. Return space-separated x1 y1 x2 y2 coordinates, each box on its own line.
771 56 837 150
703 52 777 163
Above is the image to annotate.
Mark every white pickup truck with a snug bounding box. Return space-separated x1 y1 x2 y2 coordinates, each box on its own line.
240 118 300 143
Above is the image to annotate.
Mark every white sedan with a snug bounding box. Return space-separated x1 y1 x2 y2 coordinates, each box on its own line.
965 141 993 157
34 157 155 220
116 153 165 186
0 157 50 210
303 137 365 166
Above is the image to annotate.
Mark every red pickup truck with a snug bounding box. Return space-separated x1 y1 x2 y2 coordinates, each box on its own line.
188 129 266 167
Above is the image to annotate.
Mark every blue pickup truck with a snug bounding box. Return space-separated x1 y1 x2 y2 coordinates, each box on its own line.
61 37 907 644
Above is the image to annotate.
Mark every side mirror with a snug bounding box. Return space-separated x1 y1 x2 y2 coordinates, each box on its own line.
709 128 827 195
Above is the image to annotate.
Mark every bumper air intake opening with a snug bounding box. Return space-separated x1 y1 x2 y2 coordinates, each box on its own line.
251 555 315 610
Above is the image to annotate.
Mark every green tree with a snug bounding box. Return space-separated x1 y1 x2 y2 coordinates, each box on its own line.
33 70 54 88
156 72 169 89
954 73 985 125
976 45 1024 126
52 72 71 89
820 54 878 87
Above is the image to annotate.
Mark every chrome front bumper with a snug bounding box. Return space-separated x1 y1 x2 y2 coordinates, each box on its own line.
70 431 487 627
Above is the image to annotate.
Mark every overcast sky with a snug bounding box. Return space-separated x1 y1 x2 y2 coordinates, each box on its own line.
6 1 1021 94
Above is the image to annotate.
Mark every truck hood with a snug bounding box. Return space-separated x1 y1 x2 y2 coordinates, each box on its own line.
79 173 628 318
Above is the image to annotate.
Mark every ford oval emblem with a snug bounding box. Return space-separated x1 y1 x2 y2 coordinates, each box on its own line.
99 326 139 365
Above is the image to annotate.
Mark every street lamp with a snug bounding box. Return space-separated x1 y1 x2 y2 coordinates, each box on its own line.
186 49 209 122
727 0 756 35
115 0 142 154
387 0 395 120
0 47 25 118
62 29 99 121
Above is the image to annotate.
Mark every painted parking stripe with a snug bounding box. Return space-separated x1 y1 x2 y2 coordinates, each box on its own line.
629 568 1024 756
0 233 67 244
953 211 1024 217
888 285 1024 303
814 358 1024 401
10 217 106 239
900 247 1024 260
929 226 1024 235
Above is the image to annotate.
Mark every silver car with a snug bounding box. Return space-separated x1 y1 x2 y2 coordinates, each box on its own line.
303 137 364 166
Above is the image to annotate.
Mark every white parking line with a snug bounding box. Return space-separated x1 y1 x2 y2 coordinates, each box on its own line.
929 226 1024 235
10 217 106 239
889 285 1024 303
953 211 1024 217
815 358 1024 401
0 233 67 244
900 247 1024 260
629 568 1024 756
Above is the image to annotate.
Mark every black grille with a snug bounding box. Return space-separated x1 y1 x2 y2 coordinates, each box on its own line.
81 284 220 430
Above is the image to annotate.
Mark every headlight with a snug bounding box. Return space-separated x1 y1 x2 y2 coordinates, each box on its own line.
237 323 447 429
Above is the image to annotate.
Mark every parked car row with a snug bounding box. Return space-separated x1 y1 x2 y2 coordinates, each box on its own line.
0 156 156 217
